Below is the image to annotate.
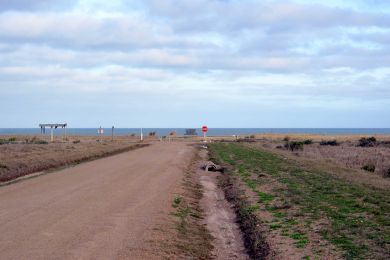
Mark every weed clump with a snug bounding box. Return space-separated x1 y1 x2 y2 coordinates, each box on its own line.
358 137 377 147
384 168 390 178
0 163 7 169
73 140 81 144
361 164 376 172
34 140 48 144
303 139 313 145
285 141 304 151
8 137 16 142
320 140 338 146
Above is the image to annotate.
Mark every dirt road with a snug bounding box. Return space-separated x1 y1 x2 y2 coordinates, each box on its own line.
0 143 194 259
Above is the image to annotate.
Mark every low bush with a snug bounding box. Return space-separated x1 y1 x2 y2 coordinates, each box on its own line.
362 164 376 172
237 138 256 143
0 163 7 169
320 140 338 146
384 168 390 178
8 137 17 142
358 137 377 147
285 141 304 151
303 139 313 145
0 139 6 145
34 140 49 144
250 135 256 139
148 131 156 136
283 136 290 142
73 140 81 144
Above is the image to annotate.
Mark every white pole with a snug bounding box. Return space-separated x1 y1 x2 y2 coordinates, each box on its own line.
140 128 143 141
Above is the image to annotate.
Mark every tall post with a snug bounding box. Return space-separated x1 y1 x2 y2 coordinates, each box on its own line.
111 126 114 141
140 128 143 142
50 126 54 142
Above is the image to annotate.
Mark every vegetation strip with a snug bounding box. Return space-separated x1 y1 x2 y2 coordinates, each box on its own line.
209 142 390 259
0 143 149 184
169 156 214 259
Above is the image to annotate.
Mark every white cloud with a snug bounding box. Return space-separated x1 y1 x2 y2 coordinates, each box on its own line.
0 0 389 127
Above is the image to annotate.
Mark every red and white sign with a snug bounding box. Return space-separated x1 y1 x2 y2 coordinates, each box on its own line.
202 126 208 133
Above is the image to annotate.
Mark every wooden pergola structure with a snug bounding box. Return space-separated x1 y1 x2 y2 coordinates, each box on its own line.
39 123 67 142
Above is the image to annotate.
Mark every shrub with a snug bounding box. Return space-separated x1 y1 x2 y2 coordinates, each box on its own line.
384 168 390 178
148 131 156 136
0 163 7 169
250 135 256 139
362 164 376 172
34 140 49 144
8 137 16 142
303 139 313 145
285 141 304 151
0 139 6 145
73 140 80 144
169 131 176 136
320 140 338 146
358 137 377 147
130 133 135 137
283 136 290 142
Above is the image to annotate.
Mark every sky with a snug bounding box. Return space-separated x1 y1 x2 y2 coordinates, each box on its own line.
0 0 389 128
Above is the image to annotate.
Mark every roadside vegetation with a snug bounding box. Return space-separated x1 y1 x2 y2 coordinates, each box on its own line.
165 157 214 259
0 137 147 183
209 142 390 259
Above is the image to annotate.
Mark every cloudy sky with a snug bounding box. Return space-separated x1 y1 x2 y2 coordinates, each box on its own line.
0 0 389 128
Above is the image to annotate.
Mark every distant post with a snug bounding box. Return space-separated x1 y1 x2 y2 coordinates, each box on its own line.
111 126 114 141
98 126 104 141
140 128 144 141
50 126 54 142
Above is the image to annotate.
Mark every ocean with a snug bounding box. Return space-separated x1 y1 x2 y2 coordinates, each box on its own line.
1 128 390 136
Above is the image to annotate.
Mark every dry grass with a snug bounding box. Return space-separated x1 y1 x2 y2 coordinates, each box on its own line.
246 134 390 180
298 143 390 176
0 135 146 182
251 133 390 142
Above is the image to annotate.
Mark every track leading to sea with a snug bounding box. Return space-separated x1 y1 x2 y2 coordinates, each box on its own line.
0 142 194 259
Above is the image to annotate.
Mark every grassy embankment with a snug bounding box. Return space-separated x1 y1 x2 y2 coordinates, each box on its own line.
0 137 148 183
209 142 389 259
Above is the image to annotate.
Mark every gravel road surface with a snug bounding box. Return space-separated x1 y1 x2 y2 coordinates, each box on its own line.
0 143 194 259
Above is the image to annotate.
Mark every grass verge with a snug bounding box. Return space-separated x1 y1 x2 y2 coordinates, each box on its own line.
169 159 214 259
209 142 390 260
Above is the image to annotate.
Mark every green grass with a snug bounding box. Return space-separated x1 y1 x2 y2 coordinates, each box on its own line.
209 142 390 259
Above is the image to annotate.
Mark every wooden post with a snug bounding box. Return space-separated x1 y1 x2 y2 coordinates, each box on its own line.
111 126 114 141
50 127 54 142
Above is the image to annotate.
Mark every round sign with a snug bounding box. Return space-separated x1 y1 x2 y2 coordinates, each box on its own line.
202 126 208 133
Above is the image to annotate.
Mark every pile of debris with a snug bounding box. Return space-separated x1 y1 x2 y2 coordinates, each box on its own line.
202 161 224 173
